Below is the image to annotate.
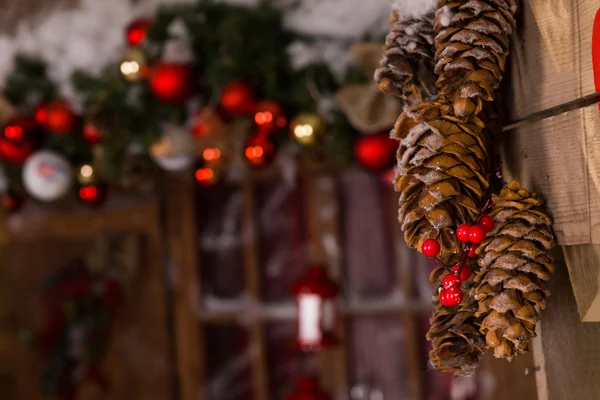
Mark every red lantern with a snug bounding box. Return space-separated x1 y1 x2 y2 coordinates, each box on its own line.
287 377 331 400
220 80 255 116
78 184 108 207
46 100 77 135
254 100 287 134
354 133 398 173
244 135 275 168
150 63 194 104
126 18 152 46
292 266 339 351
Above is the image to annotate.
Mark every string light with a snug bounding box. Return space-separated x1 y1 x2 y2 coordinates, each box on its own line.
120 61 140 76
293 124 314 140
80 164 93 179
202 148 221 162
79 185 98 201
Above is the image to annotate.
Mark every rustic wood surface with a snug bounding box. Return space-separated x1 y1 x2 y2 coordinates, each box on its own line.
163 175 205 400
534 248 600 400
0 198 173 400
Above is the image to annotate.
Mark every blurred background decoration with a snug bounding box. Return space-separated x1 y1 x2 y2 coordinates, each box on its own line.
0 0 406 212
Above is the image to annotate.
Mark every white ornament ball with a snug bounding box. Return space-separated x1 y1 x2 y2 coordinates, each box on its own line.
22 150 73 202
150 124 195 172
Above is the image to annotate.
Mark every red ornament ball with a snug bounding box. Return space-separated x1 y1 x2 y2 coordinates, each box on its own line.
354 133 398 173
34 103 49 126
244 135 275 168
82 123 104 145
480 215 495 233
254 100 287 133
0 117 39 164
469 225 486 244
150 63 194 104
46 100 77 135
456 224 471 243
126 18 152 46
0 190 24 213
220 80 255 116
0 138 35 165
421 239 441 258
442 274 461 290
78 184 108 207
452 263 472 281
440 287 463 307
468 245 478 258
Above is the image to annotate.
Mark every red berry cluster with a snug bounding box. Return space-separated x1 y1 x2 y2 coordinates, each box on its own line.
438 263 472 306
420 213 496 307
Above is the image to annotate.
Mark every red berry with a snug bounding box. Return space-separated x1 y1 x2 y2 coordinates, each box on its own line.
421 239 441 258
468 245 478 258
442 274 461 289
453 263 472 280
456 224 471 243
480 215 495 232
469 225 486 244
440 287 463 307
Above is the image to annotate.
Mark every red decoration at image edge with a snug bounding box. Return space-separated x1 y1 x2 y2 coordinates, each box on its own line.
593 9 600 113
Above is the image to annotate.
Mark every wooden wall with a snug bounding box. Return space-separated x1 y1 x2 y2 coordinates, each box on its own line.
0 200 173 400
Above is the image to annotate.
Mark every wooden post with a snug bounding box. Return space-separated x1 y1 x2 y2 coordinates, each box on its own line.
241 181 269 400
390 192 424 400
163 176 205 400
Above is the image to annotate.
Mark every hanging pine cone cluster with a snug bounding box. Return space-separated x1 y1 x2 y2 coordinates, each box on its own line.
434 0 518 117
427 266 486 376
375 0 556 376
375 11 437 106
475 180 555 361
393 100 490 262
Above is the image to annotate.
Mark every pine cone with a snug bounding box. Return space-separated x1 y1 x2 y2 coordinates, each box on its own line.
475 180 555 361
427 266 486 376
393 100 490 261
375 11 437 106
434 0 518 117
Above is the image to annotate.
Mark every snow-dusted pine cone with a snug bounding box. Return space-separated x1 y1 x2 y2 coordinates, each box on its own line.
375 11 437 106
434 0 519 117
393 100 490 261
475 180 555 361
427 266 485 376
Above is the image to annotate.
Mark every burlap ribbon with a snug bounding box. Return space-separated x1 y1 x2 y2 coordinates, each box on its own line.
335 43 401 133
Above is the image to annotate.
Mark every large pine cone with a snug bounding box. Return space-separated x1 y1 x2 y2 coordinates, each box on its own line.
393 100 490 261
375 11 437 106
427 266 485 376
475 180 555 361
434 0 518 117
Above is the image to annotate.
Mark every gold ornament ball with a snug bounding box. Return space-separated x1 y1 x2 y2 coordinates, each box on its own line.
120 47 148 82
290 113 326 146
77 163 98 186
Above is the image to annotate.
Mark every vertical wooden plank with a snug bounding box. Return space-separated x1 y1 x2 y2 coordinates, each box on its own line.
301 168 349 400
390 192 424 400
164 176 205 400
242 181 269 400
